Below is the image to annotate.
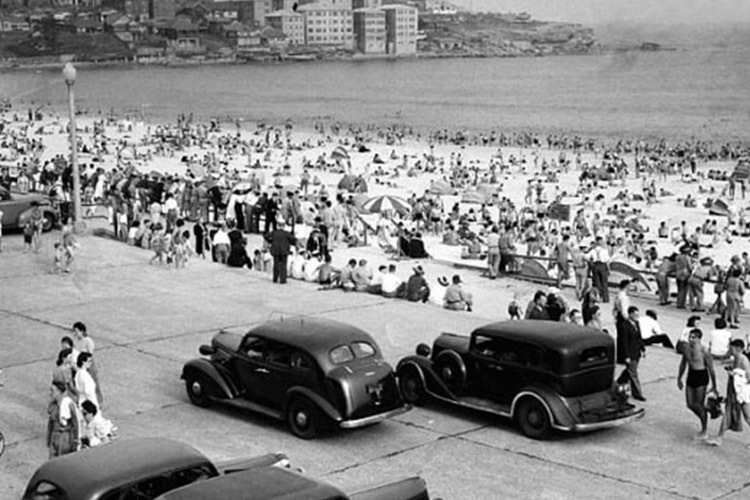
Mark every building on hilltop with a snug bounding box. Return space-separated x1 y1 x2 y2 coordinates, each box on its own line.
296 2 353 48
352 0 380 8
353 7 385 54
265 8 304 45
271 0 299 10
381 3 416 54
297 0 352 9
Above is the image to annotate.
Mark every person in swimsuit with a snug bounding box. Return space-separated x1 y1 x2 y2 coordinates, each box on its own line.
677 329 717 440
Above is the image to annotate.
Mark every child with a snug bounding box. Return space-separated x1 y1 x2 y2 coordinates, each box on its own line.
53 242 64 273
23 220 34 253
508 293 522 320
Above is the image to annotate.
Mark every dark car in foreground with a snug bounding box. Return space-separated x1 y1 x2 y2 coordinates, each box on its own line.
157 465 433 500
0 186 59 231
23 438 287 500
397 320 644 439
182 318 409 439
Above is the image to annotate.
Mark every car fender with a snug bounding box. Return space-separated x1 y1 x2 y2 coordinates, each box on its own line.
348 477 430 500
511 386 574 429
285 386 343 423
397 356 457 401
182 358 236 400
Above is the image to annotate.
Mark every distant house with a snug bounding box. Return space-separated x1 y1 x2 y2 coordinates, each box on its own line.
157 18 202 39
260 25 288 49
74 18 103 34
237 29 263 51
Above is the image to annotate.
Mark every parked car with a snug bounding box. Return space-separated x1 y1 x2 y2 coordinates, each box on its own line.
182 318 409 439
156 464 433 500
0 186 59 231
22 438 287 500
397 320 644 439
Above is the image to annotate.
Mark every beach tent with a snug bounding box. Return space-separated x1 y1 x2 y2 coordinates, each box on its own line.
428 179 456 196
338 174 368 193
461 190 487 204
709 198 732 217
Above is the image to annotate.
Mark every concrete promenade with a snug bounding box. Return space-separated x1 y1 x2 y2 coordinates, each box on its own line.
1 228 749 500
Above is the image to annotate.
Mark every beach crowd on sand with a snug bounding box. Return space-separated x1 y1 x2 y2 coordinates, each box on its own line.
4 99 750 450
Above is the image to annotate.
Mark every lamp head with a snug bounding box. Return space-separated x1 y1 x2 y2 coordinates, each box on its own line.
62 63 77 85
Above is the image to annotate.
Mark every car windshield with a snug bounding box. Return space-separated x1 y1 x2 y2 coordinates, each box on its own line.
329 342 376 364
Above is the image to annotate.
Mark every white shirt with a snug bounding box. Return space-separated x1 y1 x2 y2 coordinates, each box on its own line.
212 230 230 246
708 328 732 357
303 257 321 282
290 255 306 280
381 273 402 294
75 368 99 409
638 316 664 340
587 245 611 264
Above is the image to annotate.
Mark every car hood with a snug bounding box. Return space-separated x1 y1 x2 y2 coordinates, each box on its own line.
5 191 50 204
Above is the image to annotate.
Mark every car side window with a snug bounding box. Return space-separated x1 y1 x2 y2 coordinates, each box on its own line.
483 338 549 371
29 481 65 500
264 342 293 367
242 336 266 359
290 351 314 371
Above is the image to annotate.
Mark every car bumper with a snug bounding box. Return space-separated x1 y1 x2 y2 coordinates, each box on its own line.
557 407 645 432
339 405 411 429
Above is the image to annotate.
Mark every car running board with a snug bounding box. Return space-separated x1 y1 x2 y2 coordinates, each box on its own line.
428 391 513 419
219 397 284 420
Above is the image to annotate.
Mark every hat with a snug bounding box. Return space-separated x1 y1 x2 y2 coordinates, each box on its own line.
452 274 462 284
413 265 424 275
548 287 560 295
700 256 714 265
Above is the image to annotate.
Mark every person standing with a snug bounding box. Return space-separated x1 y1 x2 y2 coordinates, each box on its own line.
725 268 744 329
587 236 610 302
655 255 675 305
570 242 588 300
708 339 750 446
677 329 717 440
612 279 631 341
47 380 79 459
73 322 102 405
75 352 99 410
674 246 693 309
554 234 572 288
616 306 646 401
212 222 230 264
486 225 500 279
264 220 298 284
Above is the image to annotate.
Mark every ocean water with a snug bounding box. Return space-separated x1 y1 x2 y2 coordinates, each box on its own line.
2 36 749 142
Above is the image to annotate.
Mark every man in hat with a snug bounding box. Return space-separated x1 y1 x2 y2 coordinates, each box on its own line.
406 265 430 303
264 220 299 284
443 275 473 311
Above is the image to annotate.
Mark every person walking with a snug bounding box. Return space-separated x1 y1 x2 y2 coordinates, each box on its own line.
264 220 298 284
616 306 646 401
677 329 717 441
587 236 610 303
73 322 102 405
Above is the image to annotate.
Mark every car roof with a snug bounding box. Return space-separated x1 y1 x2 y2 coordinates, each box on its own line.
157 466 346 500
247 318 380 361
471 320 613 351
26 438 214 500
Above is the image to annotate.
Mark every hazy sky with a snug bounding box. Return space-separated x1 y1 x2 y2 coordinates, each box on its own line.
451 0 750 24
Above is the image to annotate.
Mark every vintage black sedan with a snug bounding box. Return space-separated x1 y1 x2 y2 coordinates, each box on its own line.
397 320 644 439
182 318 409 439
23 438 287 500
157 465 433 500
0 186 59 231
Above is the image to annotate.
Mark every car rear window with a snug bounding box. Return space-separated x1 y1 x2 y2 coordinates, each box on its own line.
29 481 64 500
579 346 609 367
329 342 376 364
330 345 354 364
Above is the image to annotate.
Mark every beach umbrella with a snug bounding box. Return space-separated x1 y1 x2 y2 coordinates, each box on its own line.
362 195 411 215
331 145 350 160
428 179 456 196
461 190 487 204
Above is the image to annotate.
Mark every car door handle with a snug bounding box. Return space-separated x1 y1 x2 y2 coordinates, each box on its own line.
254 368 270 374
488 364 503 371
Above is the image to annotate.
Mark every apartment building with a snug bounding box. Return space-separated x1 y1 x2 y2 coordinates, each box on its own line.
353 7 385 54
296 2 353 48
382 3 417 54
265 9 305 44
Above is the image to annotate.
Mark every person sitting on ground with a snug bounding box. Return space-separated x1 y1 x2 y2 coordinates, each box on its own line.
352 259 372 292
288 248 306 280
406 265 430 303
303 252 322 282
381 264 404 298
317 254 341 288
409 232 429 259
639 309 675 348
342 227 363 248
339 258 358 292
461 233 482 259
443 274 473 312
442 224 460 245
368 265 387 295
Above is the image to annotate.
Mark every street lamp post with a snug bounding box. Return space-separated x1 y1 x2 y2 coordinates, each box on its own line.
62 62 82 231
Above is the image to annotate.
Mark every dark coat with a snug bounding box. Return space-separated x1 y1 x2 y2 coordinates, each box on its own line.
265 229 297 257
617 318 644 364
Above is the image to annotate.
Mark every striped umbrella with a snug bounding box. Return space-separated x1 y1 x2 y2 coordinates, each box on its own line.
331 145 350 160
362 195 411 215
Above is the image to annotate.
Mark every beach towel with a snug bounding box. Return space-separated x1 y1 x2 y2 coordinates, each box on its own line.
724 374 743 433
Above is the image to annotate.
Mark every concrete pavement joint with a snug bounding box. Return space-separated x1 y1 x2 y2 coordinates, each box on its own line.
713 482 750 500
454 434 698 500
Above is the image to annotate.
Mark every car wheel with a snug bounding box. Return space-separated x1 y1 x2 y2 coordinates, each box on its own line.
287 398 320 439
434 350 466 394
516 397 552 440
42 213 55 232
186 374 212 408
399 366 427 406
